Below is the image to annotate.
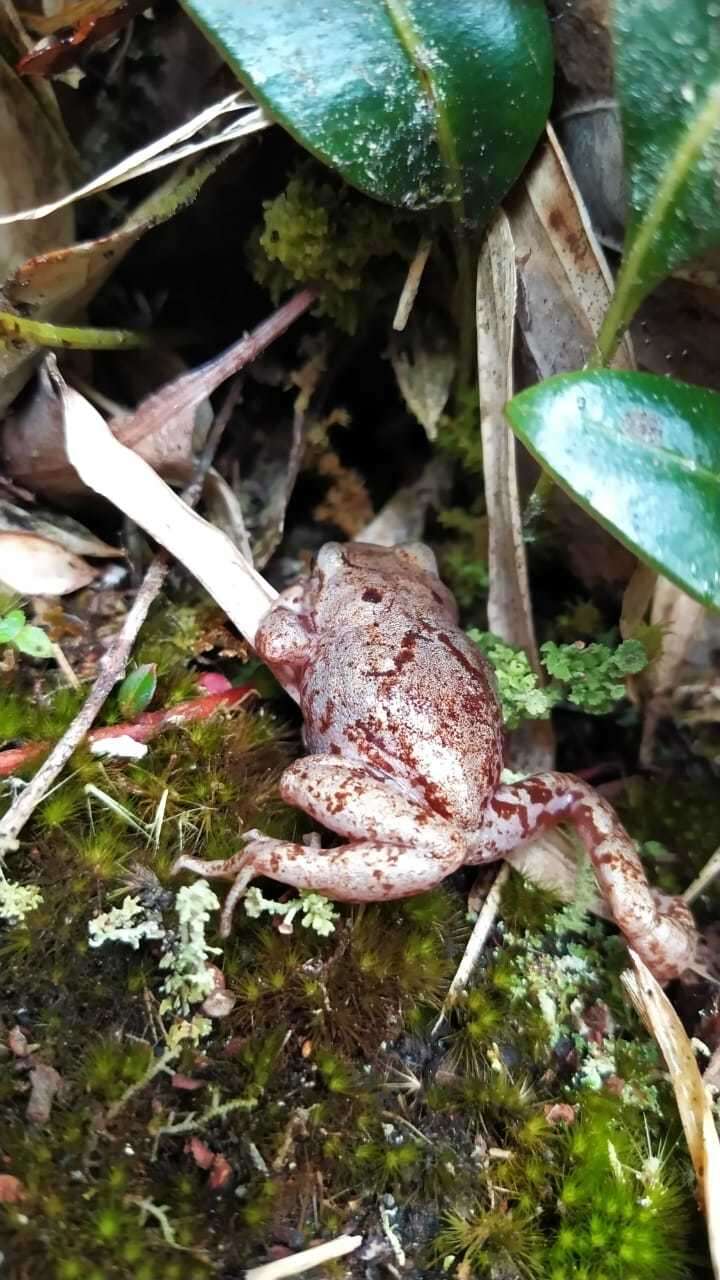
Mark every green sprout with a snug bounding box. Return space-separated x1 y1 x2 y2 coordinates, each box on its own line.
469 631 649 728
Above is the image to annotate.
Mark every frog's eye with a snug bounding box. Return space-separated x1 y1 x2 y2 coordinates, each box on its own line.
314 542 345 578
399 543 438 576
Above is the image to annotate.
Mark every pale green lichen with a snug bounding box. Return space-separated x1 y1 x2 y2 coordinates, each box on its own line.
158 880 221 1015
244 886 340 936
88 881 221 1015
0 874 43 924
88 895 164 950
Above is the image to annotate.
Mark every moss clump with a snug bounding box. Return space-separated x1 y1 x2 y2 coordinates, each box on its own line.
547 1098 690 1280
435 390 483 472
225 886 465 1050
248 167 412 330
0 592 702 1278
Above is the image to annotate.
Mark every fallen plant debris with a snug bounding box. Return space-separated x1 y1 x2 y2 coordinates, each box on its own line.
0 2 719 1278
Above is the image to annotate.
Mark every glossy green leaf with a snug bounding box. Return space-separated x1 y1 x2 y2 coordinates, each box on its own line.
505 371 720 610
117 664 157 720
178 0 552 225
598 1 720 358
14 624 54 659
0 608 25 644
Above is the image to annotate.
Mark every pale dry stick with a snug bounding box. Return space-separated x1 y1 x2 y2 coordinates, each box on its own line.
50 641 80 689
623 952 720 1278
0 325 285 851
0 92 268 224
477 209 553 774
244 1234 363 1280
430 862 511 1038
0 553 169 854
683 845 720 907
392 235 432 331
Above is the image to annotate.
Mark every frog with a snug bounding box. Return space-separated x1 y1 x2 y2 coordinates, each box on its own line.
172 541 697 983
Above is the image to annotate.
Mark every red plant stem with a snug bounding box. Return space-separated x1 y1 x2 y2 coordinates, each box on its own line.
0 686 254 779
117 288 318 453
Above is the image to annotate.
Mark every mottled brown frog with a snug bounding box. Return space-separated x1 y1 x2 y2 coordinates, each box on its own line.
173 542 696 983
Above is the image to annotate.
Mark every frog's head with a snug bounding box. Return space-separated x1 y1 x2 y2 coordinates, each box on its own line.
308 540 458 628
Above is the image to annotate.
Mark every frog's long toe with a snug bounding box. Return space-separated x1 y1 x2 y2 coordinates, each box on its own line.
172 844 267 935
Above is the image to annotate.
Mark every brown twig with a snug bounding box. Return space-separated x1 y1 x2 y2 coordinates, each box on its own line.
114 289 317 452
0 294 313 852
0 555 169 852
0 687 254 779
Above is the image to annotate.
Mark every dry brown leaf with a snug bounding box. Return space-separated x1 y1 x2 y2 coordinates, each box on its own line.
203 469 254 564
0 3 73 148
479 209 536 662
506 829 609 920
478 209 553 770
0 149 234 422
0 496 120 559
4 349 214 499
357 458 450 547
0 92 266 223
26 1062 63 1125
390 313 455 440
646 579 706 699
623 954 720 1277
0 55 72 280
640 577 706 763
0 531 97 595
57 372 277 648
558 101 624 250
508 122 634 377
620 561 657 640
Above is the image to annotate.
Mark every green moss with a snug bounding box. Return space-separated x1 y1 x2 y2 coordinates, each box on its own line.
0 592 702 1277
80 1035 153 1103
248 166 412 331
436 391 483 472
435 1204 545 1276
547 1099 690 1280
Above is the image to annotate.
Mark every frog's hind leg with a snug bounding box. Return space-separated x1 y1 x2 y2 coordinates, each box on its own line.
207 832 467 935
278 755 467 848
172 756 470 935
477 771 696 983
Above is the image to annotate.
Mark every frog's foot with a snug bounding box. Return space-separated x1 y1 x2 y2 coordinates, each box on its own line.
172 833 282 936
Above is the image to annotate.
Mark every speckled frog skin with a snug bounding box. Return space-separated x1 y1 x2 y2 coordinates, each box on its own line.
174 542 697 983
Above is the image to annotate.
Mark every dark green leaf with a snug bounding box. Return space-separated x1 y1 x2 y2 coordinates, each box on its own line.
599 1 720 354
506 371 720 610
117 664 157 720
0 608 25 644
14 624 53 659
179 0 552 225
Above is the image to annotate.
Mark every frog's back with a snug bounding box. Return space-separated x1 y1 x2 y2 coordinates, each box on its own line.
301 618 503 829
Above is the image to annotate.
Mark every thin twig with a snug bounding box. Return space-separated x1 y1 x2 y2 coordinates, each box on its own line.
683 844 720 906
0 688 253 779
0 355 270 851
431 862 511 1038
244 1234 363 1280
0 556 169 853
392 235 432 331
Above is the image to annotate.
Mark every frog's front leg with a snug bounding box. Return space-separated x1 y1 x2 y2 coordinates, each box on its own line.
173 757 470 935
477 772 696 983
